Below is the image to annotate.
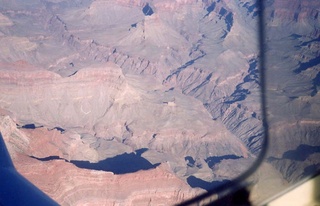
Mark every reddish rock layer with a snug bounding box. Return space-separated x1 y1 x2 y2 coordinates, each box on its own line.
266 0 320 23
0 115 203 205
14 154 202 206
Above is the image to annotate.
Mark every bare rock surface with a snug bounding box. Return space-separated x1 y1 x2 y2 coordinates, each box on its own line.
0 115 203 205
253 0 320 202
13 155 202 206
0 0 319 205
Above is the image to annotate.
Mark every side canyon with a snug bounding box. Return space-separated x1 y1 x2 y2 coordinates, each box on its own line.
0 0 319 205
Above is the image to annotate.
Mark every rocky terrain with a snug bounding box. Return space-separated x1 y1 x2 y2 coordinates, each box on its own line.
260 0 320 201
0 115 203 205
0 0 319 205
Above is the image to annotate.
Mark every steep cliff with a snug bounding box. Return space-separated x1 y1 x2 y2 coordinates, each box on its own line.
0 0 319 205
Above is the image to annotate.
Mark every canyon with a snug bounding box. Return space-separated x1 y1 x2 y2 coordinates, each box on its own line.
0 0 319 205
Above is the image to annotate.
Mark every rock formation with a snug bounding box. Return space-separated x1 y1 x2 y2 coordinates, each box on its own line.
0 0 319 205
0 115 203 205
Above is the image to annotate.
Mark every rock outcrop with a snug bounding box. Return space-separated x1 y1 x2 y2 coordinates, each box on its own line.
260 0 320 201
0 0 319 205
265 0 320 24
15 155 202 206
0 115 203 205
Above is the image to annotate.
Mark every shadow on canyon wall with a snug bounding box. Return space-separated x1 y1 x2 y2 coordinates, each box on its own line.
32 148 159 175
187 176 231 191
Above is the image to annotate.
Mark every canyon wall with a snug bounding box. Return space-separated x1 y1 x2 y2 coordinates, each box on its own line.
0 0 319 205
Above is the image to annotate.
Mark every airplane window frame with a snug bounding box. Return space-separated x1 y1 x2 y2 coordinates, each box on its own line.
1 0 319 205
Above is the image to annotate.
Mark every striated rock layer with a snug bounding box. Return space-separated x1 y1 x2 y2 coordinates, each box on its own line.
0 0 319 205
0 115 203 205
15 156 201 206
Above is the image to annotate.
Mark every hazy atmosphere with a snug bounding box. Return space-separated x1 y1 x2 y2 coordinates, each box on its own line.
0 0 319 205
